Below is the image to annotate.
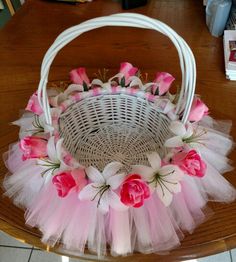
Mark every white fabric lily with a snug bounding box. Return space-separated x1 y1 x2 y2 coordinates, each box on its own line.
164 121 194 148
91 79 111 89
79 162 128 213
13 112 54 138
127 76 158 91
49 84 84 107
132 152 183 206
37 137 80 183
165 121 208 148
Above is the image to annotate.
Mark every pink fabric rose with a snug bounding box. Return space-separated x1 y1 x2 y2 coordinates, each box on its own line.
52 169 87 197
120 174 150 208
152 72 175 96
172 150 206 177
188 97 209 122
119 62 138 86
25 92 43 115
19 136 48 161
70 67 90 85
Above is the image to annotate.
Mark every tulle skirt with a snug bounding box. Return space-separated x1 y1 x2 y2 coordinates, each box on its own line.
3 116 236 257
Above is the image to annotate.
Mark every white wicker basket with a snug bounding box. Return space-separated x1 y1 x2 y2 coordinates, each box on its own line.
4 13 236 257
37 13 196 170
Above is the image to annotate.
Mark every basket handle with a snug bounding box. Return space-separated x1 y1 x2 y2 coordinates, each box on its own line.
37 13 196 125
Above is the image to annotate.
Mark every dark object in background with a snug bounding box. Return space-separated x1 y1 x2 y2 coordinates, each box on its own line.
229 40 236 62
122 0 147 10
226 1 236 30
0 0 21 28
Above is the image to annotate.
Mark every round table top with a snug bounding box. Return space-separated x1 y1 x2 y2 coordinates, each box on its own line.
0 0 236 261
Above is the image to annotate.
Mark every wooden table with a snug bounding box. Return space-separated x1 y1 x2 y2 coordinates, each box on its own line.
0 0 236 261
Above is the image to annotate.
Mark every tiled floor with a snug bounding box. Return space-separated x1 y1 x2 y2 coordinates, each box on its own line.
0 230 235 262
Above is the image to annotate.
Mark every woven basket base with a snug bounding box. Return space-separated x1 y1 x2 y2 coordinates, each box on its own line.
59 94 171 171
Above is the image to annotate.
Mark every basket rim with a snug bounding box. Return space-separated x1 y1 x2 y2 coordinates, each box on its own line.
57 86 177 116
57 89 173 170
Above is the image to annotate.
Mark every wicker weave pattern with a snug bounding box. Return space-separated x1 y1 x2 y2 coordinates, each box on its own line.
59 94 170 171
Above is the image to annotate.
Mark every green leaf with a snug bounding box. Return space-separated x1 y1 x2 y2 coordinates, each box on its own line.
83 81 89 91
120 76 126 87
154 87 159 96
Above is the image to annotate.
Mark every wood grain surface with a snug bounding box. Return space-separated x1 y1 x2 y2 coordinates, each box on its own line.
0 0 236 261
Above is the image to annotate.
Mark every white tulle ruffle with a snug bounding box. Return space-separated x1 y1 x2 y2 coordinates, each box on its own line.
3 116 236 257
